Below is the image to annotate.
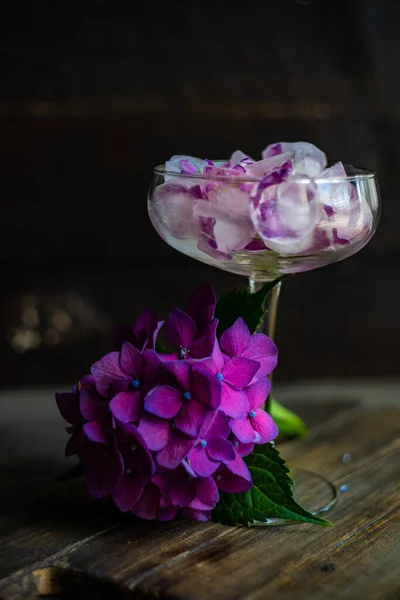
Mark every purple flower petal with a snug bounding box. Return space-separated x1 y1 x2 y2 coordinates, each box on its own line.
66 428 85 457
174 398 208 437
190 319 218 359
91 352 129 397
157 506 179 521
131 482 161 520
187 445 219 477
244 378 271 411
205 410 230 440
119 342 144 378
230 416 257 443
142 349 164 382
82 441 123 499
195 476 219 507
192 366 221 409
156 431 195 469
165 307 197 350
163 360 191 390
138 414 170 451
230 436 255 457
242 334 278 378
252 409 279 444
79 387 108 422
144 385 183 419
219 317 251 357
112 474 144 512
56 392 80 425
110 389 142 423
214 459 252 494
184 284 216 330
220 385 248 419
207 437 235 462
133 308 163 351
222 357 260 388
83 421 110 445
197 340 224 375
169 480 196 507
115 423 155 479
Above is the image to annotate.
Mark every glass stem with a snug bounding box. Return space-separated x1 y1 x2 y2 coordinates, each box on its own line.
249 278 282 410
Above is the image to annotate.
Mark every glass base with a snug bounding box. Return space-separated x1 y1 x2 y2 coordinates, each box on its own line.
250 468 338 527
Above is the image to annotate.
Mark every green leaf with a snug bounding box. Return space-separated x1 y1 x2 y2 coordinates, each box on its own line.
215 278 282 336
212 443 331 527
269 396 308 441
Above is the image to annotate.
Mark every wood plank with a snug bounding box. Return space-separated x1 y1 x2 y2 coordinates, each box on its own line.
0 406 398 599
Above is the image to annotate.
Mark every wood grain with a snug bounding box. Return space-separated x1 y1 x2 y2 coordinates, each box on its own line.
0 397 399 600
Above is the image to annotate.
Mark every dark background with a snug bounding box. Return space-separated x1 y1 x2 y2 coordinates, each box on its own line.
1 0 398 387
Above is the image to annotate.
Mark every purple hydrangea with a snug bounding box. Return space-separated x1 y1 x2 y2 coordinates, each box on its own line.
56 286 279 522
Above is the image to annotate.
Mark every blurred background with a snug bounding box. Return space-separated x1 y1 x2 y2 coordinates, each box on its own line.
1 0 399 389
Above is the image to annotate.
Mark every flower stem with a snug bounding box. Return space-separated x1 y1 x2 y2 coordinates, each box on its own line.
249 278 282 411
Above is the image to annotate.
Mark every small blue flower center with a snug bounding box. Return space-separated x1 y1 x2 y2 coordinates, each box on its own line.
249 410 257 418
183 391 191 400
131 379 140 389
179 346 190 359
200 439 207 448
216 373 224 381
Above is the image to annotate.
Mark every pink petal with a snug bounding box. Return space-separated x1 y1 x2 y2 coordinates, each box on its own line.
219 317 251 357
83 421 110 445
144 385 183 419
192 366 221 409
131 482 161 520
56 392 80 425
174 398 208 437
120 342 145 377
156 431 195 469
138 414 170 451
187 445 219 477
185 284 216 330
110 389 142 423
230 416 257 443
112 474 144 512
207 437 235 462
220 385 248 419
91 352 129 397
244 378 271 411
252 409 279 443
165 307 197 350
242 333 278 377
222 357 260 388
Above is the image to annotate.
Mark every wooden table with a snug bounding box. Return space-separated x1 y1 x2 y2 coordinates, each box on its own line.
0 382 399 600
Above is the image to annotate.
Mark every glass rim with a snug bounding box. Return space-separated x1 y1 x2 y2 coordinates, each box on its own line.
153 164 377 185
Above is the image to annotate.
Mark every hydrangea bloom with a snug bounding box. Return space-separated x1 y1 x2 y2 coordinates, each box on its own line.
152 142 373 259
56 285 279 522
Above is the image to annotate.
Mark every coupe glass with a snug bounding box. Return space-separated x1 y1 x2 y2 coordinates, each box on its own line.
148 164 380 522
